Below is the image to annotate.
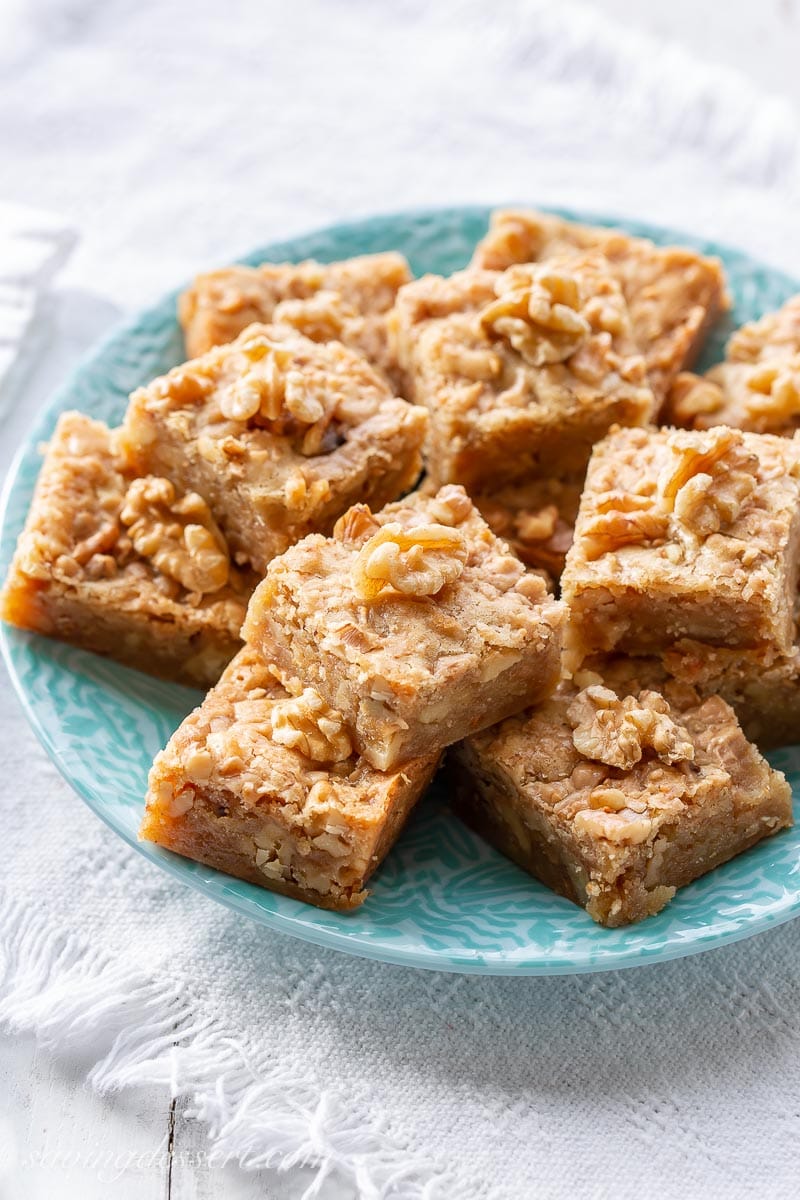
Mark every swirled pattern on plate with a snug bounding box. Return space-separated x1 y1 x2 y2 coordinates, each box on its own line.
2 207 800 975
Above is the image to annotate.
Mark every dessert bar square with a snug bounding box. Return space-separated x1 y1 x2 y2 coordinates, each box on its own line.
243 485 566 770
140 646 440 910
119 324 428 574
561 425 800 658
178 251 412 381
666 295 800 434
390 254 655 490
448 672 792 926
1 412 253 687
471 207 728 401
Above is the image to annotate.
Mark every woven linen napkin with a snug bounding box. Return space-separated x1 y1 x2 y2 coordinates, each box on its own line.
2 2 800 1197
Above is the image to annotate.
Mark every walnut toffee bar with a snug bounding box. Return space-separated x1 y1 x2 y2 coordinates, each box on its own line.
141 646 440 909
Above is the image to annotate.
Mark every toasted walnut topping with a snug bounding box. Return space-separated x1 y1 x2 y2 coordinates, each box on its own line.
120 476 229 593
219 338 296 422
580 492 668 560
658 428 757 538
744 360 800 423
353 522 467 599
479 267 590 365
219 334 337 454
270 688 352 763
423 485 473 527
334 504 381 545
567 685 695 771
668 374 725 422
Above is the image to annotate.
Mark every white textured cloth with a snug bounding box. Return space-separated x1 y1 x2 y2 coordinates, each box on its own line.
3 3 800 1197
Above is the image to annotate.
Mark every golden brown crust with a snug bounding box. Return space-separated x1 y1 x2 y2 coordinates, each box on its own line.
390 255 654 490
471 208 728 401
244 485 566 770
1 412 253 687
119 324 428 573
449 675 792 926
140 646 440 908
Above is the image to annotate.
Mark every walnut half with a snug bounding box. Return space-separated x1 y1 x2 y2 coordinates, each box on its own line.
567 685 695 771
120 476 229 594
479 266 591 366
657 427 757 539
353 521 467 600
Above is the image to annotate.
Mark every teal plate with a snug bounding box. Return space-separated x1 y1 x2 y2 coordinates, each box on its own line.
3 207 800 975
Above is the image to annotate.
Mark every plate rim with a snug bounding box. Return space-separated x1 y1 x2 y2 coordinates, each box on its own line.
3 203 800 976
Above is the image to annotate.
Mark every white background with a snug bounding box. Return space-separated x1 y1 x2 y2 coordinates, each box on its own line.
2 1 800 1197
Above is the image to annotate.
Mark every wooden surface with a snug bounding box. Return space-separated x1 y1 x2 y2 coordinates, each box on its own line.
2 2 798 1198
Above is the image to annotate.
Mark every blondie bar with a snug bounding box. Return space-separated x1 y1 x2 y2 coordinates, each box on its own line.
390 255 654 490
472 208 728 401
243 485 566 770
119 324 428 574
666 295 800 434
449 673 792 926
141 646 440 909
179 251 411 381
561 425 800 658
1 413 253 687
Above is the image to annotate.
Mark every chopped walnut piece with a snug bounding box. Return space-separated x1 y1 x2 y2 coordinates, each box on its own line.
567 685 695 771
352 521 468 600
120 476 230 594
269 687 353 763
667 373 726 423
218 338 295 422
657 428 758 538
744 360 800 423
579 492 668 560
515 505 559 543
334 504 381 546
479 266 591 365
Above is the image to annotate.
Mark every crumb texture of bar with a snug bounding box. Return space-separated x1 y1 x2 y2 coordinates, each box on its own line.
470 475 581 579
390 254 655 490
471 207 728 401
140 646 440 909
243 485 566 770
561 425 800 659
178 251 412 381
449 675 792 927
666 295 800 434
119 324 428 573
1 412 252 687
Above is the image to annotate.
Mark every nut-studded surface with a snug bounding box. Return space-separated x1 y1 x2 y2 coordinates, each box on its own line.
140 646 440 910
389 254 655 490
243 485 566 771
665 294 800 434
178 251 412 384
561 425 800 659
448 675 792 927
471 207 728 402
119 324 428 573
0 412 254 687
470 475 582 579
